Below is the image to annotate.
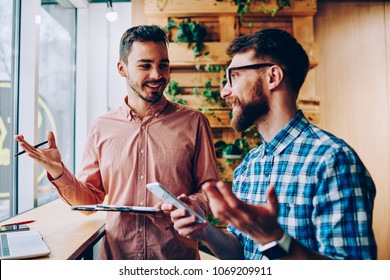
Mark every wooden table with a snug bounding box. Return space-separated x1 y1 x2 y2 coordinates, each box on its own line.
1 199 106 259
2 198 218 260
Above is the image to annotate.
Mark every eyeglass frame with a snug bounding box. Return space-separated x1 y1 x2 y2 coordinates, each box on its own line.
226 63 275 87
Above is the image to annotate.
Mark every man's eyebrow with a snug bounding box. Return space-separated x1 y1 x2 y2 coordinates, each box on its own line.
136 59 170 63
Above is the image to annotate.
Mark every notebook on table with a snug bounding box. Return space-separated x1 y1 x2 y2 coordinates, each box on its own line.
0 229 50 260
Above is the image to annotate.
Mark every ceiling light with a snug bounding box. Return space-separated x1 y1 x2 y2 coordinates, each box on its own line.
105 0 118 22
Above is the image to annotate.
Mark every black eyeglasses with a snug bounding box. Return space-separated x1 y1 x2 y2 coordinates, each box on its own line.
226 63 274 87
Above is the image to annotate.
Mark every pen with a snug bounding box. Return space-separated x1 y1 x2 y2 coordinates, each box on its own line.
14 140 49 156
1 220 36 227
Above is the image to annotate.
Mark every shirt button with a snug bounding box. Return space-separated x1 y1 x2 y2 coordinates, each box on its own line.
137 253 143 258
139 175 144 180
138 227 143 232
155 113 159 117
141 126 145 130
139 201 144 206
140 149 145 154
264 170 270 176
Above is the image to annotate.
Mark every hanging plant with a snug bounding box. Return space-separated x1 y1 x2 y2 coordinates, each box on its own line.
164 80 187 105
202 80 222 106
165 19 209 59
196 64 227 107
215 0 291 18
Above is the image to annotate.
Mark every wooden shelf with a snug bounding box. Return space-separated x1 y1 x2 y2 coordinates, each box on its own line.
168 42 230 67
145 0 317 17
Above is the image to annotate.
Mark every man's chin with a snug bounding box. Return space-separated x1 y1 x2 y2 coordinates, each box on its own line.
231 115 252 132
138 92 163 103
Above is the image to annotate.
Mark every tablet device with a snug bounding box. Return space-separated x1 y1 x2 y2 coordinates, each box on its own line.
71 204 160 214
0 229 50 260
146 182 205 223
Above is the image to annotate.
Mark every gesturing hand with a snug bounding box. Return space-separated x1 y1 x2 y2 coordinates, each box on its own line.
202 181 284 245
162 194 208 240
15 131 64 179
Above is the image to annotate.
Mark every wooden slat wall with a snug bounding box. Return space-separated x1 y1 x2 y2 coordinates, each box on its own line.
315 1 390 260
134 0 319 182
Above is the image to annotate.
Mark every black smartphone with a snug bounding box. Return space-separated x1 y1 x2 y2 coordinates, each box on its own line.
0 224 30 232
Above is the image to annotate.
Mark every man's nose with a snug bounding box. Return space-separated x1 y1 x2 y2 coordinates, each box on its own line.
149 67 162 79
221 83 232 99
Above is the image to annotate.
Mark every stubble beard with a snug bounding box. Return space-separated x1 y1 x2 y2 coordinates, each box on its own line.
127 77 166 103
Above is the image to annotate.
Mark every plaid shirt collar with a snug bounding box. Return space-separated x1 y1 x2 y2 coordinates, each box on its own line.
260 110 310 156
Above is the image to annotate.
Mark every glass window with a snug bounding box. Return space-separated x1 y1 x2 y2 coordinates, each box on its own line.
0 0 15 220
38 3 76 206
0 0 76 220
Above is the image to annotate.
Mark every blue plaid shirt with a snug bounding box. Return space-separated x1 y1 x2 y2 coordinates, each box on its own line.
227 110 377 260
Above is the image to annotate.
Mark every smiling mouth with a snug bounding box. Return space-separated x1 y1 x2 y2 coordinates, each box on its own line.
227 97 239 109
144 80 166 90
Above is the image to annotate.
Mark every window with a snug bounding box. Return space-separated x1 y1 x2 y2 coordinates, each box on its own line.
0 0 16 220
0 0 76 220
37 3 76 206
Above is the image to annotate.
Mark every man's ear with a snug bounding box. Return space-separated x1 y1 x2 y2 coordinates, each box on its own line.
266 65 284 90
117 61 127 77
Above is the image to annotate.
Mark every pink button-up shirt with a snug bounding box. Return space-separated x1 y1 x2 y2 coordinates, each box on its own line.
50 96 219 259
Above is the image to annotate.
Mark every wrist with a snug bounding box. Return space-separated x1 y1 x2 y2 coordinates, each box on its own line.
48 162 64 180
258 231 292 260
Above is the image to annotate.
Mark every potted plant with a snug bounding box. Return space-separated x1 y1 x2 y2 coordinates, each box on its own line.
165 18 208 59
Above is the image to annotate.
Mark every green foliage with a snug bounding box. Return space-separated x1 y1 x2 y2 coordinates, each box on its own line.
202 80 221 105
216 0 291 19
165 19 208 59
207 214 222 226
204 64 223 72
164 80 187 105
193 86 199 98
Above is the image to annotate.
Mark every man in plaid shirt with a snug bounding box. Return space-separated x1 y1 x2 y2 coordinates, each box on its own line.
165 28 377 260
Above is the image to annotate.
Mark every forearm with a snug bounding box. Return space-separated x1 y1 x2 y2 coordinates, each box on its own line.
202 225 245 260
49 165 106 206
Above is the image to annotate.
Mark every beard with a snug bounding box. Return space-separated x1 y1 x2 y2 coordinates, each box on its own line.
231 79 270 132
127 77 167 103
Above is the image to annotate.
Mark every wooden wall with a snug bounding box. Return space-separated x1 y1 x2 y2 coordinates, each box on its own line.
135 0 319 182
315 1 390 259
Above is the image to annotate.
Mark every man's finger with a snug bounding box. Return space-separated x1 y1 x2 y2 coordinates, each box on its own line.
160 202 174 211
177 194 192 205
202 182 224 202
215 181 241 208
47 131 57 149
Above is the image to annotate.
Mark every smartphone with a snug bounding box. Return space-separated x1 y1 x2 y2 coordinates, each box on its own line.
146 182 205 223
0 224 30 233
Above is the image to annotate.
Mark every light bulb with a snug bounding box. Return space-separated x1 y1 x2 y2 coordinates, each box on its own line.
106 7 118 22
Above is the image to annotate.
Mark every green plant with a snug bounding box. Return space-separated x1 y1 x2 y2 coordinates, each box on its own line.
207 214 222 226
202 80 221 105
165 19 209 59
164 80 187 105
215 0 291 18
195 64 227 107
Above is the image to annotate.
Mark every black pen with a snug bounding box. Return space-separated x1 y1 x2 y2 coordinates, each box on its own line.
14 140 49 157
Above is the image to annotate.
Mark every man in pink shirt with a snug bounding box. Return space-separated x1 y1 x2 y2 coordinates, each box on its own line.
15 25 219 259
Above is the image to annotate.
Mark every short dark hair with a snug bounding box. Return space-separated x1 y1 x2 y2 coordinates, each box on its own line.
227 28 309 93
119 25 169 64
